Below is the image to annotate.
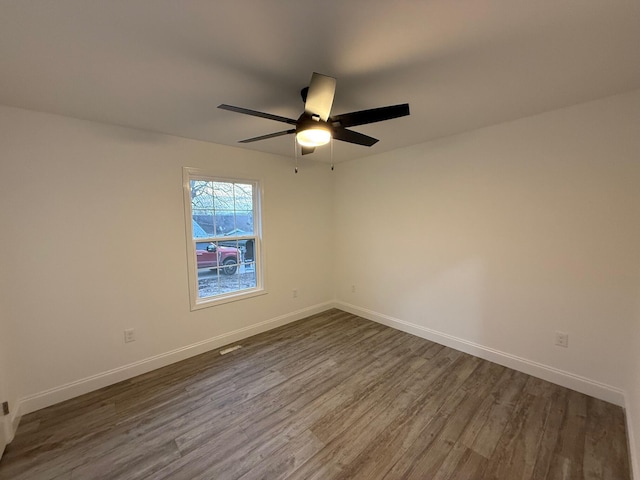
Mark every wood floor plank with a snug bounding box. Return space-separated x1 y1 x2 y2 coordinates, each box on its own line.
432 443 489 480
583 396 631 480
333 358 503 480
530 384 569 480
461 368 530 460
481 391 552 480
172 328 403 456
541 389 589 480
0 309 631 480
236 429 324 480
390 364 505 480
69 440 181 480
287 388 425 480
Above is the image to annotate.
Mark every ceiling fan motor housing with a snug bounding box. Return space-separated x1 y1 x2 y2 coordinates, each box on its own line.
296 114 331 134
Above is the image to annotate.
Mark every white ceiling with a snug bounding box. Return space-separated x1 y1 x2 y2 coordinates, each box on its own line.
1 0 639 163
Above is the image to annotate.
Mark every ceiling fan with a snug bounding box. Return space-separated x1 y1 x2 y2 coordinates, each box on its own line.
218 72 410 155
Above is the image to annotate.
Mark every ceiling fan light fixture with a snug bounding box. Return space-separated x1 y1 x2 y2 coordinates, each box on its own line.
296 127 331 147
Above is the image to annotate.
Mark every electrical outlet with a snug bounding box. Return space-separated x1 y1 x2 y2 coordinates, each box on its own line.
124 328 135 343
351 285 356 293
555 331 569 348
292 289 298 298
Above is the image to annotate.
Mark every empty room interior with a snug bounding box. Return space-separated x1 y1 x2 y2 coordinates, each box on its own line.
0 1 639 479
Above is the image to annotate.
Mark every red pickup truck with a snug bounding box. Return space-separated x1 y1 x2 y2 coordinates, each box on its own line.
196 243 240 275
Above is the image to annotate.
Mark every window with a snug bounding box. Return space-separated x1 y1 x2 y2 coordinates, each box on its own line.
183 168 264 309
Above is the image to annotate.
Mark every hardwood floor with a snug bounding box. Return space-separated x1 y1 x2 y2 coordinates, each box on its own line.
0 309 631 479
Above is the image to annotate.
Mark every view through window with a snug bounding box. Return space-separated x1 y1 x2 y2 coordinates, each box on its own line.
184 170 262 308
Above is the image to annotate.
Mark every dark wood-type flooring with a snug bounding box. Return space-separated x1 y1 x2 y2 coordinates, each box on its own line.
0 309 631 479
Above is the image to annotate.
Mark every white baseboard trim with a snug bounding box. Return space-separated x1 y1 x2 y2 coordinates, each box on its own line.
335 301 626 407
17 301 334 417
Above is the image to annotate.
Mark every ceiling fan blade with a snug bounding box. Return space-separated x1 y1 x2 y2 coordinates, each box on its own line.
304 73 336 121
301 146 316 155
331 103 410 128
332 127 379 147
238 129 295 143
218 104 297 125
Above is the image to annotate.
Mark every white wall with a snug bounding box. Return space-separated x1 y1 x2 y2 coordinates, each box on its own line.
0 105 334 414
628 296 640 477
334 90 640 462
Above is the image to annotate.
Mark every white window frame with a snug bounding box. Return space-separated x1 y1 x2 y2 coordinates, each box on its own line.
182 167 265 310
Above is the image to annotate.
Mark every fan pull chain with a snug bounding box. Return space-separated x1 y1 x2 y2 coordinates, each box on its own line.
330 137 334 171
294 137 299 174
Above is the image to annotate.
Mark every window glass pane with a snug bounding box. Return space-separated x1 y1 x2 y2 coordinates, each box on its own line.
198 263 257 298
214 211 235 237
213 182 234 210
192 213 214 237
198 268 221 298
185 172 261 307
191 180 212 207
239 264 257 290
217 243 240 276
191 180 214 237
234 183 253 210
195 239 245 299
234 184 253 234
234 211 254 235
243 238 256 264
195 241 220 270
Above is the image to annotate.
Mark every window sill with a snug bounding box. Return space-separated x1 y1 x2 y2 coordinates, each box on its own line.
190 288 267 311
